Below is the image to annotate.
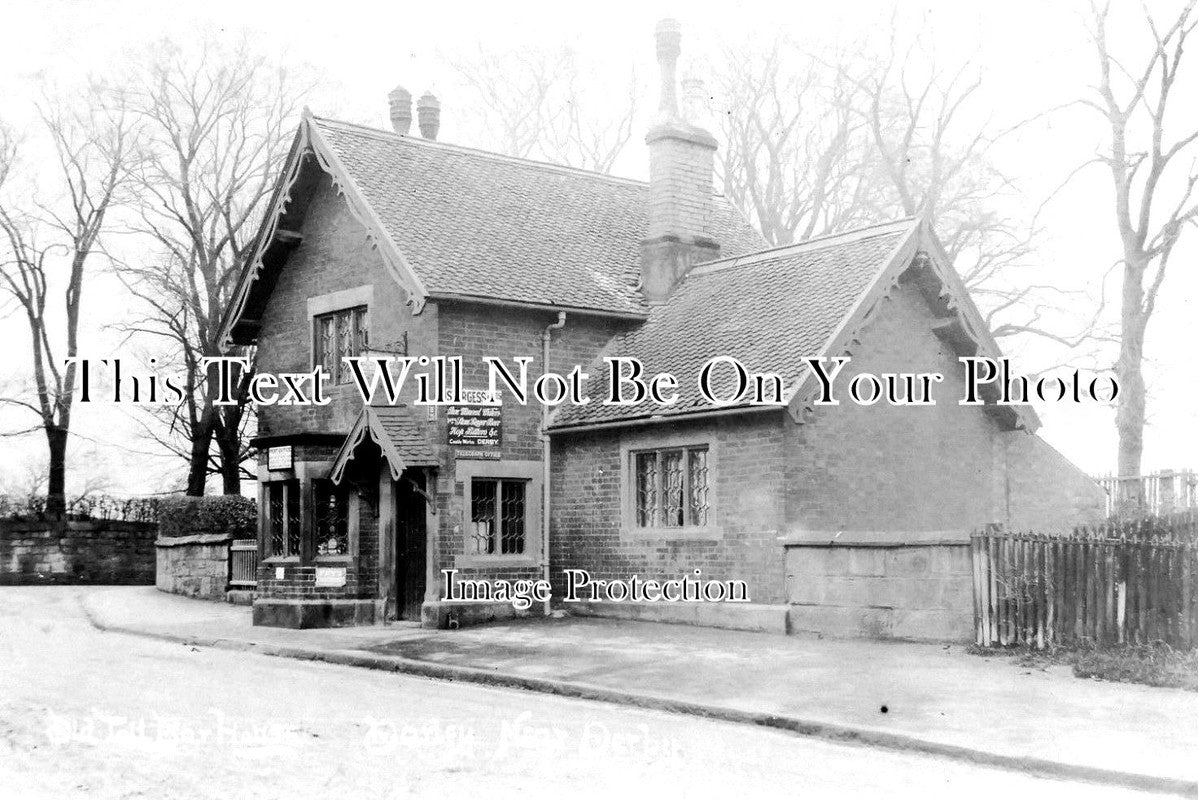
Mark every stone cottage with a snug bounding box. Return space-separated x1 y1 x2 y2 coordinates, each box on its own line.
219 20 1104 639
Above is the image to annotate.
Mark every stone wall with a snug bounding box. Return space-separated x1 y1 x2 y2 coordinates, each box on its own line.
785 540 973 641
155 534 235 599
0 520 156 585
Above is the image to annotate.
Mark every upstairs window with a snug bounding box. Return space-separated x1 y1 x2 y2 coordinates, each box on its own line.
267 480 301 557
314 480 350 557
315 306 368 385
633 446 710 528
470 478 527 555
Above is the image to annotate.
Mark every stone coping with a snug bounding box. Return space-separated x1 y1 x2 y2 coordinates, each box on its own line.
154 533 238 548
2 520 156 533
781 530 971 547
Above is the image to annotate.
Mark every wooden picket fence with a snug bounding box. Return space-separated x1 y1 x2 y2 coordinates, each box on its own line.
1096 469 1198 518
972 515 1198 650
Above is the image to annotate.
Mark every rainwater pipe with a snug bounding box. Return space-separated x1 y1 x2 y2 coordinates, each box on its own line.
541 311 567 616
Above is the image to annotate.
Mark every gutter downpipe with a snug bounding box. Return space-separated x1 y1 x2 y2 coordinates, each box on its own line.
542 311 567 616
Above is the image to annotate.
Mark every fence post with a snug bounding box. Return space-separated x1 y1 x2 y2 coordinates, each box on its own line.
972 533 982 646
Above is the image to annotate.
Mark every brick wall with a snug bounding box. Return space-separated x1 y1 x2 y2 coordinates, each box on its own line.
0 520 156 585
434 302 628 591
783 282 1001 534
550 276 1106 641
1001 431 1106 531
550 412 789 605
254 171 439 439
646 126 716 242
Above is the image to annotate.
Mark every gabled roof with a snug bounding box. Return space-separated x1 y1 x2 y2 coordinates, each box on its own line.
329 406 438 485
548 218 1040 432
220 113 765 347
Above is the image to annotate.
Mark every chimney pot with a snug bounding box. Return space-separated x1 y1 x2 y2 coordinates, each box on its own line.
655 19 682 120
417 92 441 140
682 75 709 126
641 20 720 303
388 86 413 135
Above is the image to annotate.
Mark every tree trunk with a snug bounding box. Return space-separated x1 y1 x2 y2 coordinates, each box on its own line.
186 422 214 496
44 425 69 518
1115 260 1147 516
215 358 252 496
216 424 242 495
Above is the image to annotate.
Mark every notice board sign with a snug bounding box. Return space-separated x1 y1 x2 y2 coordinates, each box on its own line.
447 393 502 460
267 445 293 471
314 566 347 588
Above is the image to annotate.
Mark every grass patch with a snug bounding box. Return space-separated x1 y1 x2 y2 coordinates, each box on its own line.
968 642 1198 691
1073 646 1198 691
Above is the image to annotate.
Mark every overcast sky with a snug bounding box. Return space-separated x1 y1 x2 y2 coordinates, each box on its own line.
1 0 1195 494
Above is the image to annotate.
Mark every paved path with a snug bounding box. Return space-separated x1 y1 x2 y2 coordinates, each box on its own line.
77 586 1198 794
0 586 1155 799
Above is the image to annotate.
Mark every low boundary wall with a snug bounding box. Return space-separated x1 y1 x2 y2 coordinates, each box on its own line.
0 520 156 585
155 534 236 600
785 534 973 642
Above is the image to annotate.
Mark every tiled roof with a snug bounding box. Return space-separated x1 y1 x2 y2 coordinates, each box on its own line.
370 406 438 466
549 219 919 428
312 117 765 316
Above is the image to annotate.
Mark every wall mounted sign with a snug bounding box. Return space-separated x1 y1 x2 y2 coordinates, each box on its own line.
314 566 347 588
447 390 502 460
267 445 293 471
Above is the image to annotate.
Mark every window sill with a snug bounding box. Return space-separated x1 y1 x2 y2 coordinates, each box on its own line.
262 555 301 564
455 554 539 569
314 554 355 564
621 525 723 541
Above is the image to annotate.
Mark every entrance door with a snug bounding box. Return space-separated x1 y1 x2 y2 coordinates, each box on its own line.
395 470 427 622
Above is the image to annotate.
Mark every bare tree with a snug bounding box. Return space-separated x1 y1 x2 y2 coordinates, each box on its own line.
115 39 304 495
1086 0 1198 496
449 46 638 173
0 90 134 516
718 43 882 244
717 36 1089 350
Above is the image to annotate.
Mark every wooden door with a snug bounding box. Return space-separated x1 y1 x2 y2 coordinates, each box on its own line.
395 471 427 621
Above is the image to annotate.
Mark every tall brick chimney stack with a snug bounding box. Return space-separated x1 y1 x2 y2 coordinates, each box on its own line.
640 19 719 303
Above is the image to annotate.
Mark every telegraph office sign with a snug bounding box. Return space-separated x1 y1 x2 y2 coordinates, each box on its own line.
447 390 501 460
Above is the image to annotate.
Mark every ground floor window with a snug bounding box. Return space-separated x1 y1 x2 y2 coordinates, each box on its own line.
470 478 526 555
314 479 350 556
267 480 301 557
633 445 710 528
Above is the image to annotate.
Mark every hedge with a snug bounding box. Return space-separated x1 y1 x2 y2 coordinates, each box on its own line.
0 494 159 523
157 495 256 538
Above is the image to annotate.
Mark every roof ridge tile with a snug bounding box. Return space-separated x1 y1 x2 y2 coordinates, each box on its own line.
687 217 919 278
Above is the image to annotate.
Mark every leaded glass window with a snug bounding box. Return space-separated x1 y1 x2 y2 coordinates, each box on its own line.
267 480 301 557
688 449 710 526
634 452 658 527
314 480 349 557
314 306 368 384
268 483 284 556
633 446 710 528
500 482 525 554
471 479 526 556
